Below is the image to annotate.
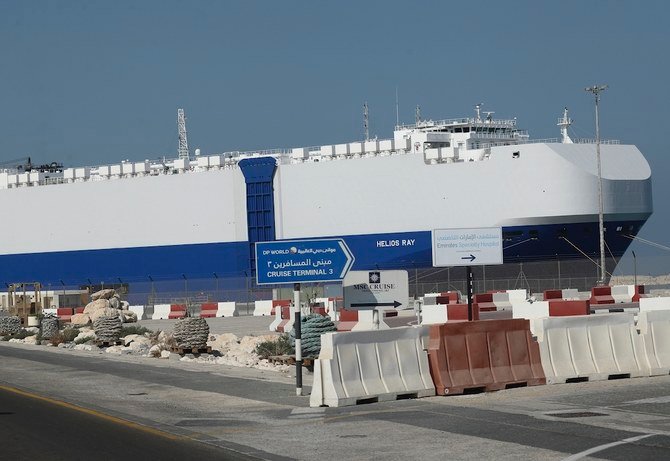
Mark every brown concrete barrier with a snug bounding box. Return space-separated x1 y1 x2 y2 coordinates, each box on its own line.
547 300 590 316
427 319 545 395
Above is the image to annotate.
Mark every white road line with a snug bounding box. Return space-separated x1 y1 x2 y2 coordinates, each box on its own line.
562 433 656 461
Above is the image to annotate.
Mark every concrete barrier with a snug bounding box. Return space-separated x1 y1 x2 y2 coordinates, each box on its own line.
253 300 273 316
269 306 294 333
547 300 590 316
536 313 649 384
639 297 670 312
128 305 145 320
543 290 563 300
561 288 580 300
216 302 238 317
611 285 633 303
152 304 171 320
351 310 390 331
168 304 187 319
507 289 528 303
512 300 550 319
56 308 73 323
310 326 435 407
427 319 545 395
421 304 476 325
638 309 670 376
474 293 496 311
492 292 512 311
200 302 218 318
590 286 614 305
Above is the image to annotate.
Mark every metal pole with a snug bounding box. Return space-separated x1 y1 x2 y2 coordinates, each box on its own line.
294 282 302 396
586 84 608 285
632 251 637 287
466 266 474 321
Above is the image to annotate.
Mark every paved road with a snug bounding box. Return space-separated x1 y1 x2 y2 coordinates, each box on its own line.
0 385 256 460
1 342 670 460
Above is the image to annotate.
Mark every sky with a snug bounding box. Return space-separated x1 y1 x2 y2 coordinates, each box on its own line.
1 0 668 275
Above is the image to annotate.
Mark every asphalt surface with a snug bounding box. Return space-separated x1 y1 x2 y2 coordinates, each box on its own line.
0 386 256 460
1 337 670 460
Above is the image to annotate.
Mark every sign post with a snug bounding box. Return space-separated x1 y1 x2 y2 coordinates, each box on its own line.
343 270 409 310
432 227 503 321
256 238 355 396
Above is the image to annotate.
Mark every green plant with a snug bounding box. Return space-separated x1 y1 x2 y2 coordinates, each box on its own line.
254 334 294 359
120 325 153 337
61 328 80 343
49 332 65 346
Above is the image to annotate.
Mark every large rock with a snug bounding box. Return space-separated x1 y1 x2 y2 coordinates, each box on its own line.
109 297 120 310
90 307 120 323
120 310 137 323
122 334 152 347
239 334 278 354
91 289 117 301
207 333 239 353
70 313 91 326
83 299 110 314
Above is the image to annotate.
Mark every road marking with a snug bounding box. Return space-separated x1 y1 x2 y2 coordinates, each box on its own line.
0 384 184 441
561 433 656 461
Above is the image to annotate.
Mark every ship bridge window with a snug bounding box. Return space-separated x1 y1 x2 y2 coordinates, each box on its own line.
529 230 539 239
463 127 470 133
512 151 520 158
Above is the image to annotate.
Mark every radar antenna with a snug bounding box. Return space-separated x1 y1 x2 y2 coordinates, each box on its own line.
177 108 189 160
363 102 369 141
557 107 573 144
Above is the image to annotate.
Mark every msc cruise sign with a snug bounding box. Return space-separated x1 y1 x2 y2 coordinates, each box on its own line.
432 227 503 267
255 239 355 285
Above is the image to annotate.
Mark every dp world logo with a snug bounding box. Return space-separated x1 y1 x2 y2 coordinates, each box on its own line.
368 271 380 284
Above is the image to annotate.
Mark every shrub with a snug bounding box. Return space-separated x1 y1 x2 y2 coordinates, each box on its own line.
61 328 80 343
254 334 294 359
49 332 65 346
120 325 153 337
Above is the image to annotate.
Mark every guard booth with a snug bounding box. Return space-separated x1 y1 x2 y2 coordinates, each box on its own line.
7 282 43 326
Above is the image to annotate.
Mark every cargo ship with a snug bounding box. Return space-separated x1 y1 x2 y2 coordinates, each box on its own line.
0 106 653 296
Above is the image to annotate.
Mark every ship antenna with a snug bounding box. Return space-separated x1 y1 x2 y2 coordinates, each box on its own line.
474 103 483 122
177 108 189 160
395 86 399 127
363 102 369 141
585 84 608 285
557 107 573 144
415 105 421 124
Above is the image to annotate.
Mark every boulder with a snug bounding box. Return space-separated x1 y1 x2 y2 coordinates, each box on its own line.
109 297 120 310
239 335 278 354
74 331 96 343
90 307 120 323
207 333 239 353
120 300 130 310
91 289 117 301
160 350 171 359
120 310 137 323
84 299 110 314
149 345 161 357
70 313 91 326
122 334 152 347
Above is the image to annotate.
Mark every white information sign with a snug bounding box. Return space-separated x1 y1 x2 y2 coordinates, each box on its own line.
432 227 503 267
343 270 409 310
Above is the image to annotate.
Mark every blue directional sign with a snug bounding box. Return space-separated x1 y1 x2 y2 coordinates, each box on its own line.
255 239 355 285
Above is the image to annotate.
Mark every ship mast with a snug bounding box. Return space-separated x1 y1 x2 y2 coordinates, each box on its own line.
585 84 608 285
363 102 369 141
557 107 573 144
177 108 189 160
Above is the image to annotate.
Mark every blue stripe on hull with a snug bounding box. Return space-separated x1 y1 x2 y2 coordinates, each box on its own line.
0 220 644 287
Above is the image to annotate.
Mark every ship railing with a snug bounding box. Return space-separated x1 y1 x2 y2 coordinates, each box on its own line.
396 117 518 131
574 138 621 145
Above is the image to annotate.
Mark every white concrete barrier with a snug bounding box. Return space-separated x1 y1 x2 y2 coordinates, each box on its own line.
507 289 528 303
151 304 171 320
512 300 549 319
216 302 238 317
536 313 648 384
421 305 448 325
639 297 670 312
351 310 390 331
310 326 435 407
128 305 145 320
492 292 512 311
561 289 579 300
253 300 273 316
638 309 670 376
611 285 633 303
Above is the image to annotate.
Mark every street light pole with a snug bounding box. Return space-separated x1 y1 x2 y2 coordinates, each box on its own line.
585 84 608 285
632 250 637 287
